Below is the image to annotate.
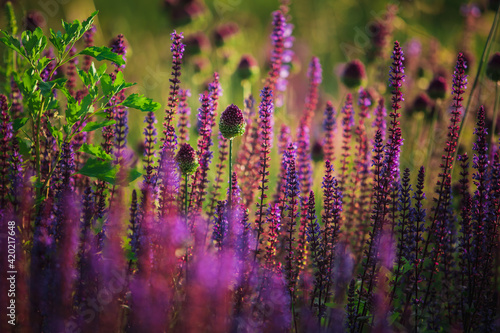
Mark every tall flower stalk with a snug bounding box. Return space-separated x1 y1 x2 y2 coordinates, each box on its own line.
219 104 246 207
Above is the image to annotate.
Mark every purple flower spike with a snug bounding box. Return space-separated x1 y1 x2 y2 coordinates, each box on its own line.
323 101 337 163
176 143 199 175
0 94 13 207
266 10 286 91
110 34 127 70
178 89 191 144
163 31 185 142
254 86 274 255
219 104 246 139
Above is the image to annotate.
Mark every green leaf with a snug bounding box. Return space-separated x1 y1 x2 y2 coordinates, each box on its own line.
46 121 63 145
80 11 98 37
127 168 142 184
49 28 64 53
0 31 24 57
38 78 67 97
21 28 47 61
79 143 113 161
36 57 52 72
100 73 112 96
66 94 94 125
13 117 29 132
79 46 126 66
62 18 82 45
121 93 161 112
76 157 117 183
81 119 116 132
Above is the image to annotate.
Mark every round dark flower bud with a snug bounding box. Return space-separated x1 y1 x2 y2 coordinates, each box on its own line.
311 141 324 163
412 92 432 113
164 0 205 26
23 10 46 32
427 76 448 100
176 143 199 175
236 55 259 81
184 32 210 55
486 52 500 82
213 23 239 47
341 60 366 89
219 104 245 139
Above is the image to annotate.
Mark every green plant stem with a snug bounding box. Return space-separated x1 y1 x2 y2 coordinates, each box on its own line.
228 139 233 208
184 174 189 283
185 174 189 218
491 82 499 148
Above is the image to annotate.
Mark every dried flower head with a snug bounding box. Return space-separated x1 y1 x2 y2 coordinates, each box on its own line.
219 104 246 139
341 60 366 88
175 143 199 175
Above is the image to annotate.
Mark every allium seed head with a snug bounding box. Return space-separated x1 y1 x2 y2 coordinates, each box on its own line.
341 59 366 88
175 143 199 175
219 104 246 139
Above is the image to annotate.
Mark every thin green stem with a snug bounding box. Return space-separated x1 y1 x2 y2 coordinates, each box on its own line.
228 138 233 208
185 174 189 218
184 174 189 282
491 82 499 148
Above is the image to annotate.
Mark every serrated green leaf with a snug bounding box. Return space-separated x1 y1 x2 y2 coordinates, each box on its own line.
0 31 24 57
39 78 67 97
77 68 91 87
21 28 47 61
13 117 29 132
49 28 64 53
76 157 117 183
114 71 135 92
46 121 63 145
79 46 125 66
101 73 112 96
80 11 98 37
66 94 94 125
62 19 82 45
81 119 116 132
121 93 161 112
36 57 52 72
79 143 113 161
